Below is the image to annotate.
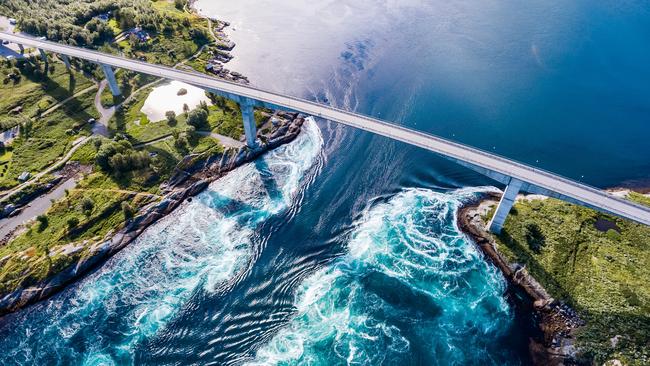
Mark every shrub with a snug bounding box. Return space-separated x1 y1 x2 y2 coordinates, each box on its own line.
121 201 134 219
66 217 79 230
36 215 48 232
524 221 545 253
187 108 208 128
80 197 95 215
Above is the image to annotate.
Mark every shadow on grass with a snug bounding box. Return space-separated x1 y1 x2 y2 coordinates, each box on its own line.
497 227 650 364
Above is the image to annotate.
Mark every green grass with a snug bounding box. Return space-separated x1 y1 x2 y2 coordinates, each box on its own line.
0 97 98 190
107 18 122 35
108 2 212 68
490 196 650 365
0 59 95 118
111 88 243 144
0 185 157 293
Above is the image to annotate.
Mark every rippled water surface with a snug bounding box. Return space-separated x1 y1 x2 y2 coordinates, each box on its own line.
2 0 650 364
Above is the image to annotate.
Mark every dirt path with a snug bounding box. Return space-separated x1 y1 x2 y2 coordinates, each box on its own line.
197 130 243 148
40 84 98 117
0 136 90 202
92 80 114 137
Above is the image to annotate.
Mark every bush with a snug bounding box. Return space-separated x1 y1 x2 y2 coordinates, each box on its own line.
36 215 48 232
80 197 95 215
66 217 79 230
174 0 186 10
187 108 208 128
524 221 545 253
121 201 134 219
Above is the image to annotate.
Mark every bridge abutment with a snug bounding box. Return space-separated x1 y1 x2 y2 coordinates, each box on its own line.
240 98 257 149
488 177 523 234
100 64 121 96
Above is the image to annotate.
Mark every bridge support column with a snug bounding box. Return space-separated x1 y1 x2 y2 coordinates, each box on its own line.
240 98 257 149
38 48 47 63
488 178 524 234
100 64 121 96
61 54 71 70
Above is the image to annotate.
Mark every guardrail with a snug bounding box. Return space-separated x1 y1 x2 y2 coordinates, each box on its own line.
2 32 649 223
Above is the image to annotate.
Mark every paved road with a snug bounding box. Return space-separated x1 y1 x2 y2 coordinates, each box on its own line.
0 177 77 240
2 31 650 226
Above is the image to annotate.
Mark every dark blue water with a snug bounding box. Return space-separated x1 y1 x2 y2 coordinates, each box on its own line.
1 0 649 364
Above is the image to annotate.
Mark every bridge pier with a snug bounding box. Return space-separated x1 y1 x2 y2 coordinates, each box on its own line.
240 98 257 148
61 54 71 70
488 177 524 234
100 64 121 96
38 48 47 63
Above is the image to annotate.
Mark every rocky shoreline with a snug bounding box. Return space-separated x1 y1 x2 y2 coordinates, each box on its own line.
457 191 585 366
0 114 306 317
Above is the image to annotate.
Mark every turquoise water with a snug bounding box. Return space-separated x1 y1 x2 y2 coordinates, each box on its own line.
3 0 650 364
0 121 324 365
247 188 519 365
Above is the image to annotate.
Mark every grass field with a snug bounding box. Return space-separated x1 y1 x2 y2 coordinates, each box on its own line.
0 59 95 118
0 95 98 190
490 194 650 365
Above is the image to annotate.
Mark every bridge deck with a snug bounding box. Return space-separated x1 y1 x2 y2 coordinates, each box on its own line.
2 31 649 226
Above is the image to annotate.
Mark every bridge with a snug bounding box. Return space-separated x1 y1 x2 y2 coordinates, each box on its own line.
2 31 650 233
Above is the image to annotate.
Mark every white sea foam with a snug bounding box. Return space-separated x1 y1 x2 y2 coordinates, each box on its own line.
0 119 323 365
247 187 514 366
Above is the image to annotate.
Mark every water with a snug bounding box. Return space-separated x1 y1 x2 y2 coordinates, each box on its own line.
141 80 210 122
0 121 323 364
246 188 524 365
2 0 650 364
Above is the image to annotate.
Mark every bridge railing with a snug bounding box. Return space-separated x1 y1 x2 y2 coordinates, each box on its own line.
3 32 649 219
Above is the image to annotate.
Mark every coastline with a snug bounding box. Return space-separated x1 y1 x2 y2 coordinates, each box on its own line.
0 4 293 317
0 114 306 317
458 187 650 365
458 191 583 365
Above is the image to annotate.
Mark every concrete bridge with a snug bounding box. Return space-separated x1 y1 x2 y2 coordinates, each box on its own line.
2 31 650 233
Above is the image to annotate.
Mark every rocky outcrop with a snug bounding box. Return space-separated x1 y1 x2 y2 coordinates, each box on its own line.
0 115 305 316
457 192 585 366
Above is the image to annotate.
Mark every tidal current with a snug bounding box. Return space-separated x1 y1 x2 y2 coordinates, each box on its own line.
2 0 650 365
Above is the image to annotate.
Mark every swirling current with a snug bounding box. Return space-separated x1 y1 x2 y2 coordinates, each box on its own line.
246 188 522 365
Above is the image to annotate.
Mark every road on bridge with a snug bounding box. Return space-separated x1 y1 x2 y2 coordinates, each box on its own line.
1 31 649 227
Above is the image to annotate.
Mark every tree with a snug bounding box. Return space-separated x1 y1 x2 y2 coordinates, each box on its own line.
198 100 209 112
67 217 80 231
93 137 103 150
187 108 208 128
524 221 546 253
117 9 137 30
36 215 48 232
174 0 186 10
96 142 119 170
122 202 135 220
81 197 94 215
165 110 177 125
